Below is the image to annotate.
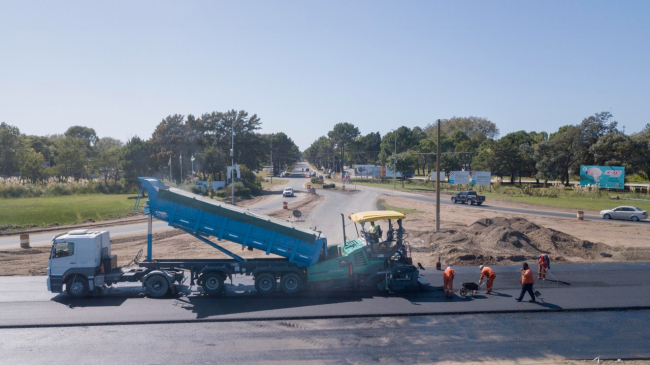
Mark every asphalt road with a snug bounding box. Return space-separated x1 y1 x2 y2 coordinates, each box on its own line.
2 263 649 363
1 262 649 328
3 311 649 364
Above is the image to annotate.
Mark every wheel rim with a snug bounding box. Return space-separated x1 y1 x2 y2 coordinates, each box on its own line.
70 282 84 296
632 216 639 221
259 278 273 291
205 277 221 290
283 276 299 291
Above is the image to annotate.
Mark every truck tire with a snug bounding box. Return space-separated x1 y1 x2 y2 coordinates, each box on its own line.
280 273 302 294
66 275 89 298
201 272 225 296
470 200 475 205
145 275 169 298
477 202 482 206
255 273 277 295
451 197 456 203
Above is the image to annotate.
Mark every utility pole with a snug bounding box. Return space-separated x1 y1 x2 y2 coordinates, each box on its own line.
436 119 441 233
392 129 397 190
168 154 172 185
231 120 235 205
270 136 273 184
179 152 182 186
191 155 194 182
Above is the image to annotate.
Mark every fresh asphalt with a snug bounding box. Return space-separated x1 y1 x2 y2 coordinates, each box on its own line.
1 262 649 328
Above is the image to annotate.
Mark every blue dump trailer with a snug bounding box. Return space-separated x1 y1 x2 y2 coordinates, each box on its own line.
47 177 424 298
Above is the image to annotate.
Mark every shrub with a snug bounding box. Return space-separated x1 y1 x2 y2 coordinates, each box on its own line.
235 188 251 197
190 186 203 195
310 177 321 184
216 190 227 198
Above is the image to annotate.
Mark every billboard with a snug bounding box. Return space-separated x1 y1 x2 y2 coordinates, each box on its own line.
429 171 446 181
580 166 625 189
472 171 491 185
354 165 378 177
449 171 470 184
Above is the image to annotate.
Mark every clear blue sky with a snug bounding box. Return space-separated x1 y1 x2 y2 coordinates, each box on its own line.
1 1 648 150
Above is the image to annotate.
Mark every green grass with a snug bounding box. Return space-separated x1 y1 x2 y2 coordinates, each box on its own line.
0 194 140 230
378 200 423 214
261 178 289 188
341 178 650 212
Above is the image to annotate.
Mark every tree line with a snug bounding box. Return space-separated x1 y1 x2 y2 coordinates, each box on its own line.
303 113 650 185
0 109 301 191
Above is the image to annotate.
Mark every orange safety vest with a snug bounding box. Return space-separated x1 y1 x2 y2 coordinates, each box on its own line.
521 269 534 284
480 267 496 281
538 254 549 267
444 268 455 280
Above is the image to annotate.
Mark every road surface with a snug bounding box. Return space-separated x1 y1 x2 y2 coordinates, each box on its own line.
1 263 649 363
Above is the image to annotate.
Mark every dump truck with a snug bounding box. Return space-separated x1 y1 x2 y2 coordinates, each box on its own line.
47 177 426 298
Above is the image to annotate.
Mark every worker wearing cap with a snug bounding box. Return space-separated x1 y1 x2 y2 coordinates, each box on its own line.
478 265 496 294
443 266 455 298
538 253 550 280
516 262 536 302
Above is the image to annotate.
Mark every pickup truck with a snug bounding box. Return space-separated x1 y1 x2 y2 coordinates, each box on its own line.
451 191 485 205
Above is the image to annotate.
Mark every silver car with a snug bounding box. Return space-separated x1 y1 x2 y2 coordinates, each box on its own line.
600 206 648 221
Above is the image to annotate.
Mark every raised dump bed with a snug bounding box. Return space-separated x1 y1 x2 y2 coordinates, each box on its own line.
137 177 326 267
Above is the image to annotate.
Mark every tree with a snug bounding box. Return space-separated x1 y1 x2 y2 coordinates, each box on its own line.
120 136 150 188
395 151 417 187
534 141 563 186
424 116 499 148
19 148 46 183
328 123 360 173
54 136 89 178
149 114 190 183
0 123 21 176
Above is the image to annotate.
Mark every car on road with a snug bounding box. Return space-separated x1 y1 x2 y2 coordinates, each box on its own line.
600 206 647 221
283 187 294 197
451 191 485 205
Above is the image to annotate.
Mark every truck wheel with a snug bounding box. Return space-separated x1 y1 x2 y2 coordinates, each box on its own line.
66 275 89 298
470 200 475 205
145 275 169 298
201 272 225 295
477 202 482 206
255 273 277 295
451 198 456 203
280 273 302 294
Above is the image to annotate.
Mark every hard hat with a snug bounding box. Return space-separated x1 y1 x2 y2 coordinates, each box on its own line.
538 254 542 258
446 267 451 270
479 265 484 269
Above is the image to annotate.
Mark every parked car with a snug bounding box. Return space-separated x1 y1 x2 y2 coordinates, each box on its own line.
600 206 647 221
451 191 485 205
283 187 294 197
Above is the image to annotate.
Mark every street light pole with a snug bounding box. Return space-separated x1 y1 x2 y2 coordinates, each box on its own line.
393 129 397 190
436 119 441 233
231 119 235 205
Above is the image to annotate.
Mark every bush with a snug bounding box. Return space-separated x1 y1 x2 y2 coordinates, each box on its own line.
216 190 227 198
323 183 336 189
190 186 203 195
235 188 251 197
310 177 321 184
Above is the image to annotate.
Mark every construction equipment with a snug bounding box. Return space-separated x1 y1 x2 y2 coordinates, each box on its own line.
46 177 426 298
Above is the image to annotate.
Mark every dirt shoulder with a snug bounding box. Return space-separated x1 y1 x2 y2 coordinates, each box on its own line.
379 195 650 268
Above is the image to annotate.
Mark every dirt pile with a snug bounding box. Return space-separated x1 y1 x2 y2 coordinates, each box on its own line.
408 216 650 266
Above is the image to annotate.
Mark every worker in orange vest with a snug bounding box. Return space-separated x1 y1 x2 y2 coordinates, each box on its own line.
443 266 455 298
478 265 496 294
516 262 536 302
538 253 550 280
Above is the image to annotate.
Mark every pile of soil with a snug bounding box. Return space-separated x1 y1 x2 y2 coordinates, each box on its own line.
408 216 650 267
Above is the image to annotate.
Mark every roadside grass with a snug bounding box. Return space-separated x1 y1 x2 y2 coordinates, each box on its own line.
378 200 423 214
261 178 288 188
331 178 650 212
0 194 139 230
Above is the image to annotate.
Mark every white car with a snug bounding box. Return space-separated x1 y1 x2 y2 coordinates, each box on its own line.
283 187 294 197
600 206 648 221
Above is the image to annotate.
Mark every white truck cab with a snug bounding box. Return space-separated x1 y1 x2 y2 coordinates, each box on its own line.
47 230 111 296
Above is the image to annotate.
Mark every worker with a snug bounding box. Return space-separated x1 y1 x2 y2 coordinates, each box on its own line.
443 266 455 298
478 265 496 294
368 222 378 242
538 253 550 280
516 262 536 302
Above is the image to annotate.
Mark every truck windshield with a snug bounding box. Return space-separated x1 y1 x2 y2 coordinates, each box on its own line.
51 241 75 259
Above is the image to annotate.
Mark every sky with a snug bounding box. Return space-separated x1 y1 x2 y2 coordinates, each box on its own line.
1 1 649 151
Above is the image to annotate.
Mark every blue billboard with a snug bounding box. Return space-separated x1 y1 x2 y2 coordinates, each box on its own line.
579 166 625 189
